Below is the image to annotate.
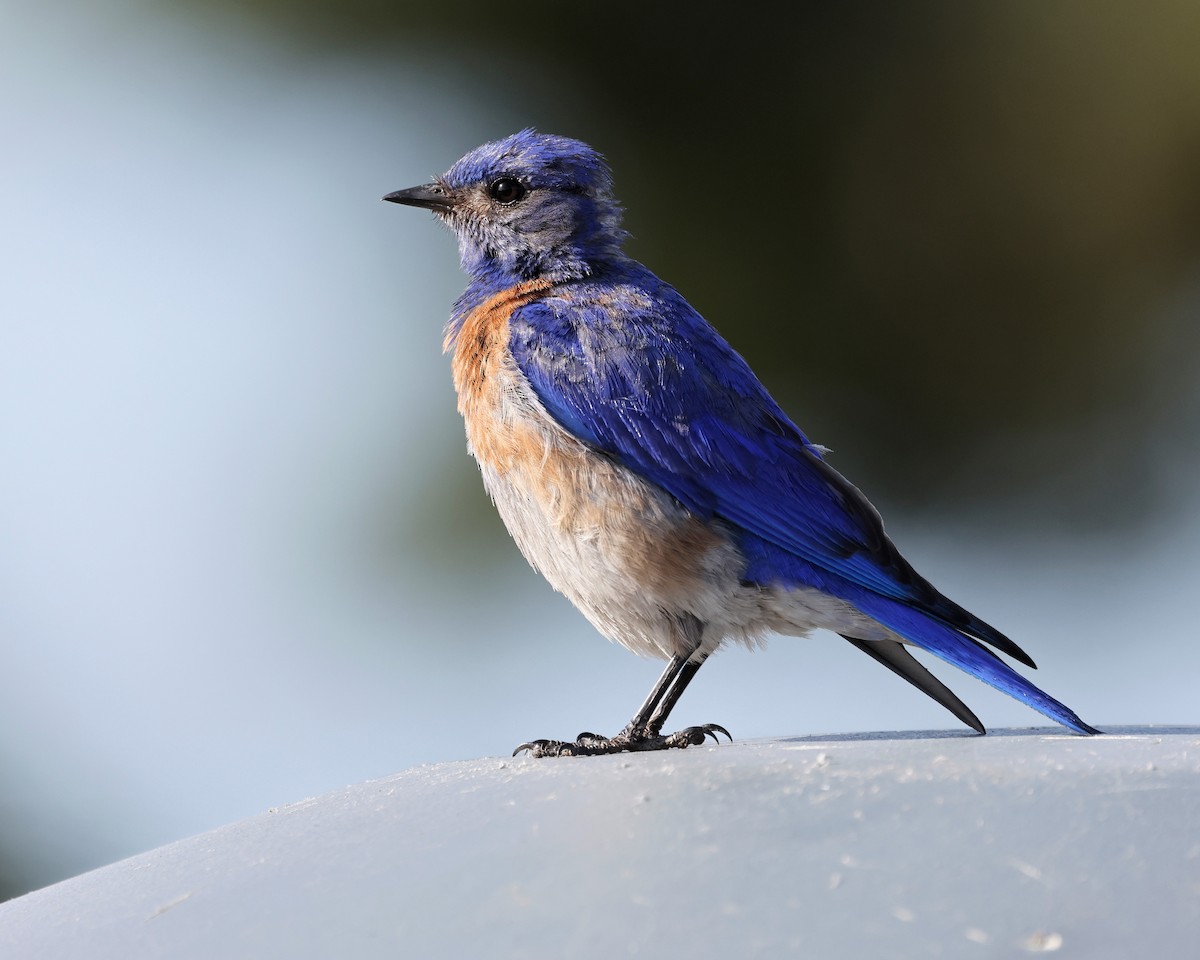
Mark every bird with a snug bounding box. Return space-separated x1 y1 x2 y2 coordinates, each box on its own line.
384 129 1098 757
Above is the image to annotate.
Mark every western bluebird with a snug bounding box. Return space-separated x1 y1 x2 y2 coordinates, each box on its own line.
384 129 1098 757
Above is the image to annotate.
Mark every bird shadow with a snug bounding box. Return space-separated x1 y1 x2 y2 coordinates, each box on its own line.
775 724 1200 744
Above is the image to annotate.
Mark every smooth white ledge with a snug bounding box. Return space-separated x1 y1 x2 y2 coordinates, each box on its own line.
1 725 1196 958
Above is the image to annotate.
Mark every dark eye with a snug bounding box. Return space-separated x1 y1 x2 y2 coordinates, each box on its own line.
488 177 527 204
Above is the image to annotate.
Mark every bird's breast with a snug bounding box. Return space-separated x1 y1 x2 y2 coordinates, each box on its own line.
448 279 554 473
449 278 639 536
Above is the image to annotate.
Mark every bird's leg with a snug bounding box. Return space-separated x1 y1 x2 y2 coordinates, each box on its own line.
514 616 731 758
642 658 704 737
597 652 695 742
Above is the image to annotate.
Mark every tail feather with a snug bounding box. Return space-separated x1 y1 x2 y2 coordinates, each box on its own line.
927 596 1036 668
842 635 985 734
867 535 1038 668
849 592 1100 736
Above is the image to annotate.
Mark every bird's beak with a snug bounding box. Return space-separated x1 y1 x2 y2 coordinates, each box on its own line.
382 183 454 213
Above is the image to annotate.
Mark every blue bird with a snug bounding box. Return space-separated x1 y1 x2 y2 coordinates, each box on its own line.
385 129 1098 756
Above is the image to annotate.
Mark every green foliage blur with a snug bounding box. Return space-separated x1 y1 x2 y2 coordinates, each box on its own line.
190 0 1200 528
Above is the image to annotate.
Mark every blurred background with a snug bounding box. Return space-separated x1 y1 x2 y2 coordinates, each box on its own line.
2 0 1198 900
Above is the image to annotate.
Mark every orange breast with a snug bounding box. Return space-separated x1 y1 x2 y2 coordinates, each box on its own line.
449 279 552 474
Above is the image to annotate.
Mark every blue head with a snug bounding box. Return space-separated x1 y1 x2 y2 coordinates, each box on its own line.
384 130 627 286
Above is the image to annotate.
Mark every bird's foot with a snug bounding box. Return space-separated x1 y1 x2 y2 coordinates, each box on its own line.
513 723 731 758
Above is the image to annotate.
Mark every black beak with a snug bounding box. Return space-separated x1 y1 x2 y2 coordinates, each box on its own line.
382 183 454 212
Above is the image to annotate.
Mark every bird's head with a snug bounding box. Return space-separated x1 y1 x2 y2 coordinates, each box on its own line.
385 129 627 286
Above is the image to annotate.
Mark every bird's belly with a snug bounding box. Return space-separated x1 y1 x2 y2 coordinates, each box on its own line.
473 411 751 658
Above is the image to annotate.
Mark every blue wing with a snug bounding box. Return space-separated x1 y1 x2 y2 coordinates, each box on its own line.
508 276 1097 735
510 288 889 587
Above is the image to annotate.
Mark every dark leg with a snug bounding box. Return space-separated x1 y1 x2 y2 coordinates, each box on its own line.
514 617 731 758
643 657 704 736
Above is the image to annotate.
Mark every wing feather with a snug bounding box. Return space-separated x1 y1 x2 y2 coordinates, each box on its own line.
507 284 1032 666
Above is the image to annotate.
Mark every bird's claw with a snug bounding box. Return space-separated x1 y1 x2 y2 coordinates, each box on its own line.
663 723 733 748
693 723 730 743
513 723 733 758
513 739 569 758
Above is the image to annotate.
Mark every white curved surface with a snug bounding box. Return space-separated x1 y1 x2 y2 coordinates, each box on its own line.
0 726 1196 958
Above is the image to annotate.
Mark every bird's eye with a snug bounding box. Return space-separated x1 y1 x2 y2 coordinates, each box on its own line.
488 177 527 204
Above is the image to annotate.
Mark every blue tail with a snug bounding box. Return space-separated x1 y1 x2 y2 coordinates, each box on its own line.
850 591 1099 735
